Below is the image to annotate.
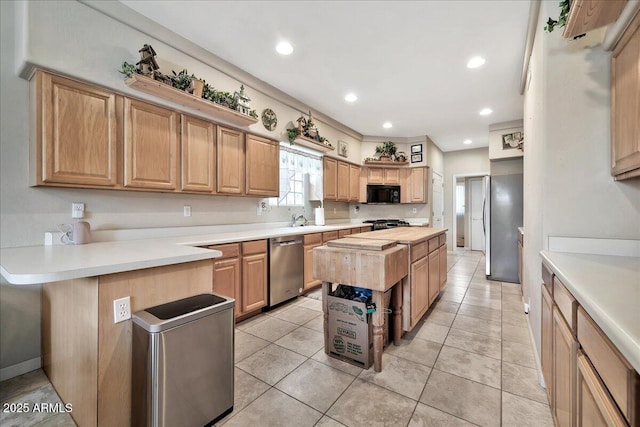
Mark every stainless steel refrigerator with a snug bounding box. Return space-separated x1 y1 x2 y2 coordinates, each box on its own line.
483 174 523 283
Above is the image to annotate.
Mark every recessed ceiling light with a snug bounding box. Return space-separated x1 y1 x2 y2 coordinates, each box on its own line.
479 108 493 116
463 139 473 145
383 122 393 129
276 41 293 55
344 93 358 103
467 56 486 69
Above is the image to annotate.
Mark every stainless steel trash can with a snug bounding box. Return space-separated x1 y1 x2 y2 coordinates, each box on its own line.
132 293 234 427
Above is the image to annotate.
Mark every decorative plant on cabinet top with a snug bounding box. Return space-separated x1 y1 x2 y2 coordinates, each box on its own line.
286 111 334 152
119 44 258 126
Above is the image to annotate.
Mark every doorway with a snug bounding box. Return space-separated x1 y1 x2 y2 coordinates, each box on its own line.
469 178 485 251
451 172 488 253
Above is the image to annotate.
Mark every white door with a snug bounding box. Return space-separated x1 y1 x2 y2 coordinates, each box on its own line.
432 172 444 228
470 178 485 251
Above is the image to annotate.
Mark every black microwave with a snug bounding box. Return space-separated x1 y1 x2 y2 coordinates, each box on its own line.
366 185 400 204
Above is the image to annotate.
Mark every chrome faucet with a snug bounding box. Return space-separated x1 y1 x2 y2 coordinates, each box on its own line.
290 213 309 227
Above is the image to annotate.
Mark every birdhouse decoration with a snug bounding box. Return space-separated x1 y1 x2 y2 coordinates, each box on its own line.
235 85 251 115
306 110 318 138
136 44 159 76
296 116 307 133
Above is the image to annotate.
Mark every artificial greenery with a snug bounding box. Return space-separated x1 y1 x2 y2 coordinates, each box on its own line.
375 141 397 158
119 61 138 78
545 0 570 33
170 69 194 91
249 110 258 119
286 128 300 144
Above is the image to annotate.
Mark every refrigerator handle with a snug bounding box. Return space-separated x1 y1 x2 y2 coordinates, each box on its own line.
482 198 486 234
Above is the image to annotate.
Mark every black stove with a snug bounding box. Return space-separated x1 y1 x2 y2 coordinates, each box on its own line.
363 219 411 230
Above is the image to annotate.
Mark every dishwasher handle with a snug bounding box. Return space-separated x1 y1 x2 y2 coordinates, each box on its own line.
273 239 302 247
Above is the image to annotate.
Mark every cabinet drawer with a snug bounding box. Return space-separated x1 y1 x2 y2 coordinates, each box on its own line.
438 234 446 247
410 241 427 263
553 276 577 333
338 229 352 238
242 239 267 255
428 237 439 253
577 307 638 425
360 226 372 233
303 233 323 245
207 243 240 260
542 263 553 296
322 231 339 243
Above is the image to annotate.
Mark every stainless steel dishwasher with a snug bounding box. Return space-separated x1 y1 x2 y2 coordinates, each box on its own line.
269 235 303 306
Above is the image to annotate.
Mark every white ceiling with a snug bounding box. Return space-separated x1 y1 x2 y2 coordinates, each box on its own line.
120 1 530 152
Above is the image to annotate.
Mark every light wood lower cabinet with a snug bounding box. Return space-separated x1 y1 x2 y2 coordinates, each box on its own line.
241 240 268 313
245 134 279 197
410 255 429 327
217 126 245 194
32 70 120 188
552 306 578 427
541 284 554 404
438 244 447 290
427 249 440 305
181 114 216 192
303 233 323 290
124 98 179 190
576 351 627 427
210 243 241 316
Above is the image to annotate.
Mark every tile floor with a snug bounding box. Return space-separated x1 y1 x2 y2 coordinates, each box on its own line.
0 249 554 427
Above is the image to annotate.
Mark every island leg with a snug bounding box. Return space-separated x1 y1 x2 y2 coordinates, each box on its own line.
372 289 384 372
392 281 403 346
322 281 330 355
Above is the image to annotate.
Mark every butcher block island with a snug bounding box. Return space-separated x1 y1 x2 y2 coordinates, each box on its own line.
313 228 447 372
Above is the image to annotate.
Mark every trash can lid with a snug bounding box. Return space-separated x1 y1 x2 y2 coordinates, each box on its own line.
145 294 227 320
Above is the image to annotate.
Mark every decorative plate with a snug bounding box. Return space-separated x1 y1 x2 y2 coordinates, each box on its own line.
261 108 277 131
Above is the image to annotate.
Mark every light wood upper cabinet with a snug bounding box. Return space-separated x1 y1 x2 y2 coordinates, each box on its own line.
349 164 361 202
337 161 350 201
33 70 119 187
323 157 338 200
553 306 578 427
366 167 402 185
181 115 216 193
384 168 401 184
611 12 640 180
217 126 245 194
407 167 426 203
124 98 179 190
246 134 279 197
367 167 384 184
563 0 627 39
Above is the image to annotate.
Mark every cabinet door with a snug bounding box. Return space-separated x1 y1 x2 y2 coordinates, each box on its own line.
384 168 401 184
553 306 578 427
409 167 426 203
367 168 384 184
428 249 440 305
410 256 429 326
349 164 361 201
323 157 337 200
611 13 640 179
36 71 119 187
576 352 627 427
337 161 350 201
217 126 245 194
242 252 267 313
213 257 241 316
541 284 554 404
438 244 447 290
246 134 279 197
303 243 322 290
181 115 215 192
124 98 179 190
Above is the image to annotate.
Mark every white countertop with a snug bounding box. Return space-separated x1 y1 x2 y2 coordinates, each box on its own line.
0 223 367 285
540 251 640 373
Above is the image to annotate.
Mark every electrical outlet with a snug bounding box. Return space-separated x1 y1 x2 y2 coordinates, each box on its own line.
333 208 336 214
113 296 131 323
183 205 191 217
71 203 85 219
412 208 417 214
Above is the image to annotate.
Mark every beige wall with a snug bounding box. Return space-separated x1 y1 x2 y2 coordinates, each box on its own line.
442 148 490 249
523 1 640 362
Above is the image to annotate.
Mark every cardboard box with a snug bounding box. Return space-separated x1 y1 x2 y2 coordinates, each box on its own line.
326 295 373 368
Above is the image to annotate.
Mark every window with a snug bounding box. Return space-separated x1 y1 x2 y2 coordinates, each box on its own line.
270 145 322 207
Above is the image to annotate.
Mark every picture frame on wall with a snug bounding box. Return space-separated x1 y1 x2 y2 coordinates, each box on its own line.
411 144 422 154
338 140 348 157
411 153 423 163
